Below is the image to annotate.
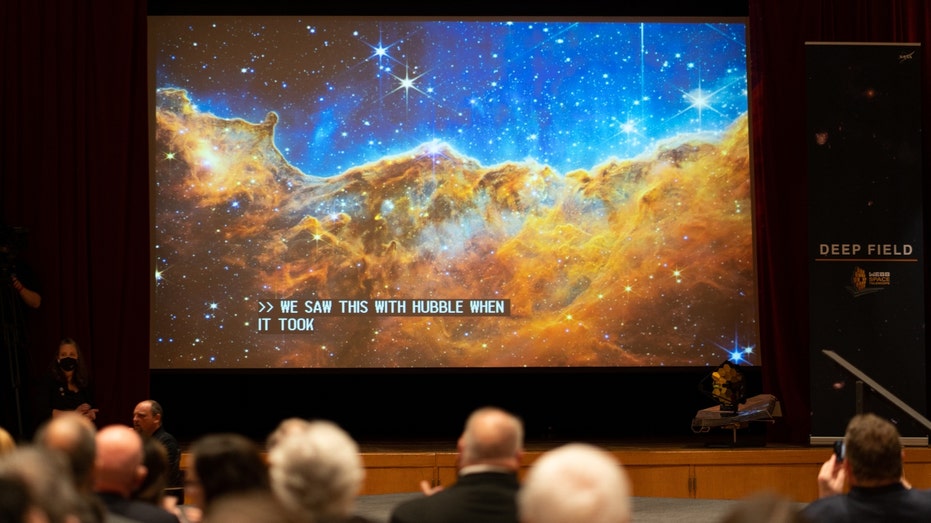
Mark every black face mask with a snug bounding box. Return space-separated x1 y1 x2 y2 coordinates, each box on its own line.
58 357 77 371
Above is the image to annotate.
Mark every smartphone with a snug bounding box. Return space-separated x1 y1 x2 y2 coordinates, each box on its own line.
833 440 845 462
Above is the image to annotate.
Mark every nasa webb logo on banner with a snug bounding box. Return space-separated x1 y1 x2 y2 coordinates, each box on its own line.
848 267 887 296
816 242 913 297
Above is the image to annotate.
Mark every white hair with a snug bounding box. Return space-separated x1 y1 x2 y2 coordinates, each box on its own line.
267 419 365 522
518 443 631 523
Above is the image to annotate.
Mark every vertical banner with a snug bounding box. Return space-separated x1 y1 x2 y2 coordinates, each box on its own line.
807 43 925 443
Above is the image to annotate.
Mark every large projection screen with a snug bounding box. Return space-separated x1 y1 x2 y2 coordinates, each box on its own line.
149 16 757 370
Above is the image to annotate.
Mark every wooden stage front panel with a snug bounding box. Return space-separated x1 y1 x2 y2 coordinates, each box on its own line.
357 444 931 502
180 443 931 503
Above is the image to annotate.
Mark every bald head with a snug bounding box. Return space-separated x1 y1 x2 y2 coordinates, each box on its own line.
458 407 524 468
34 412 98 490
0 427 15 456
94 424 146 497
37 411 96 449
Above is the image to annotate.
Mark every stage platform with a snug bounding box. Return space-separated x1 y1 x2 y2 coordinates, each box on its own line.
180 436 931 503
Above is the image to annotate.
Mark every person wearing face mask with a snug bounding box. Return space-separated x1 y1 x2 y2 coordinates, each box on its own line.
44 337 98 423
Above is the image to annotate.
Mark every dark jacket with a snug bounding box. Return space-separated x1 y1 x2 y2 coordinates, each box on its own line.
389 471 519 523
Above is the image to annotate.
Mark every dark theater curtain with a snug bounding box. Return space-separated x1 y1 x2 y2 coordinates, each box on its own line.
0 0 150 436
1 0 928 443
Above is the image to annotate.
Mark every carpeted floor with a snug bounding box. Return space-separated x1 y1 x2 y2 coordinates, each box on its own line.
354 492 809 522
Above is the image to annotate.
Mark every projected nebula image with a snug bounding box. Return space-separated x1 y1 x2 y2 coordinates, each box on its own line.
150 17 758 369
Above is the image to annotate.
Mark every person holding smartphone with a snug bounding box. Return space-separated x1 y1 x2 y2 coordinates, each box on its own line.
801 413 931 522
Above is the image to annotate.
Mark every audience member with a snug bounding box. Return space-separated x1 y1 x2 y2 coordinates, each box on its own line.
800 412 931 522
265 416 308 449
94 424 180 523
0 474 37 523
0 445 85 523
517 442 631 523
133 399 183 489
0 425 16 455
44 337 98 422
135 435 171 504
202 490 297 523
134 435 194 523
266 418 376 523
389 406 524 523
186 432 270 521
34 411 110 523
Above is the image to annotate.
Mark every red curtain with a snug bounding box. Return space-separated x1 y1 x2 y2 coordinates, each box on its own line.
0 0 150 434
1 0 928 444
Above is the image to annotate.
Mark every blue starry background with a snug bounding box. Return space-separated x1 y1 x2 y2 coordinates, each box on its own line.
153 17 748 176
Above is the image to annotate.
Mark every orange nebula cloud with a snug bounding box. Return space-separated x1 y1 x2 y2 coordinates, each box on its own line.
154 88 757 369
